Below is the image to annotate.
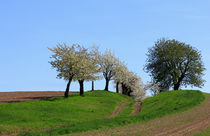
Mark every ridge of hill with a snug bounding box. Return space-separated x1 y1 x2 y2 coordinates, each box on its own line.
17 90 205 136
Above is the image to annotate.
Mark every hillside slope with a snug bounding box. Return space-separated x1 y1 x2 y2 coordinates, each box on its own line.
19 90 206 136
0 90 134 135
72 92 209 136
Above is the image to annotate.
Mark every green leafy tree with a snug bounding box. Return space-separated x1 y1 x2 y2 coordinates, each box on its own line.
144 38 205 91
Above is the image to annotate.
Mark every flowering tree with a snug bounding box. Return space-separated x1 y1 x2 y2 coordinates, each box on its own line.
49 44 145 100
89 46 102 91
113 61 128 93
48 44 81 97
49 44 101 97
98 49 118 91
73 45 101 95
123 72 145 101
113 61 146 101
144 82 160 96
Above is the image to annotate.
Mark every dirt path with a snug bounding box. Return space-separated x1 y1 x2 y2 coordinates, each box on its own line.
105 101 130 118
131 102 142 116
0 91 77 104
71 94 210 136
156 115 210 136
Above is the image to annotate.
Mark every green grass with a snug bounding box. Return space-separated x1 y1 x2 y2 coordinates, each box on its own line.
0 90 133 134
18 90 205 136
194 128 210 136
139 90 205 119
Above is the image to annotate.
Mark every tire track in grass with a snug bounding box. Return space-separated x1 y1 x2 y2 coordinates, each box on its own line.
105 101 130 118
131 102 142 116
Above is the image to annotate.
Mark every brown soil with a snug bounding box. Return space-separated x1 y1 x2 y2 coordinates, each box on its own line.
71 94 210 136
105 101 130 118
156 115 210 136
131 102 142 116
0 91 77 104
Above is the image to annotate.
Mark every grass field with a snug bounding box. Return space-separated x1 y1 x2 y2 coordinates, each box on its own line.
16 90 205 136
0 90 134 135
74 93 209 136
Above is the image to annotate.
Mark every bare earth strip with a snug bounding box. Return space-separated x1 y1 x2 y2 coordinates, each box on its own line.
71 94 210 136
131 102 142 116
105 101 130 118
0 91 77 104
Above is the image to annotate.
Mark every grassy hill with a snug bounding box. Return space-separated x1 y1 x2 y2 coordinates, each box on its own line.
14 90 205 136
0 90 134 135
74 92 209 136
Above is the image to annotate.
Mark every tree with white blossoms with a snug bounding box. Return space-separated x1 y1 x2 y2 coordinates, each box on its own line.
144 83 160 96
123 72 145 101
98 49 118 91
48 44 81 97
49 44 100 97
112 61 129 93
73 45 101 96
113 62 146 101
89 46 102 91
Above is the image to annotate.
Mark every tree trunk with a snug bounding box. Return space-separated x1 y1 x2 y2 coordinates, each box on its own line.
173 74 185 90
78 80 84 96
174 82 181 90
116 82 119 93
64 78 72 98
104 79 109 91
121 83 131 96
127 88 131 96
92 80 94 91
122 84 124 94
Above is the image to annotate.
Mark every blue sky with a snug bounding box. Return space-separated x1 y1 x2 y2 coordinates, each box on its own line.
0 0 209 93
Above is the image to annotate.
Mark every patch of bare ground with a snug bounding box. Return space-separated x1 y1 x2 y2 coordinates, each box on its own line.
105 101 130 118
131 102 142 116
71 94 210 136
0 91 77 104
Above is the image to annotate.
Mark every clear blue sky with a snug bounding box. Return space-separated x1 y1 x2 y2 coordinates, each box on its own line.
0 0 209 93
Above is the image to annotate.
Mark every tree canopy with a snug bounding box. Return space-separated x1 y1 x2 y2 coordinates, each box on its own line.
113 61 145 101
49 44 100 97
144 38 205 91
98 49 118 91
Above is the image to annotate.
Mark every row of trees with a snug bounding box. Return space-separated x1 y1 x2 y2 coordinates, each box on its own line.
113 61 145 101
49 44 146 101
49 38 205 99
